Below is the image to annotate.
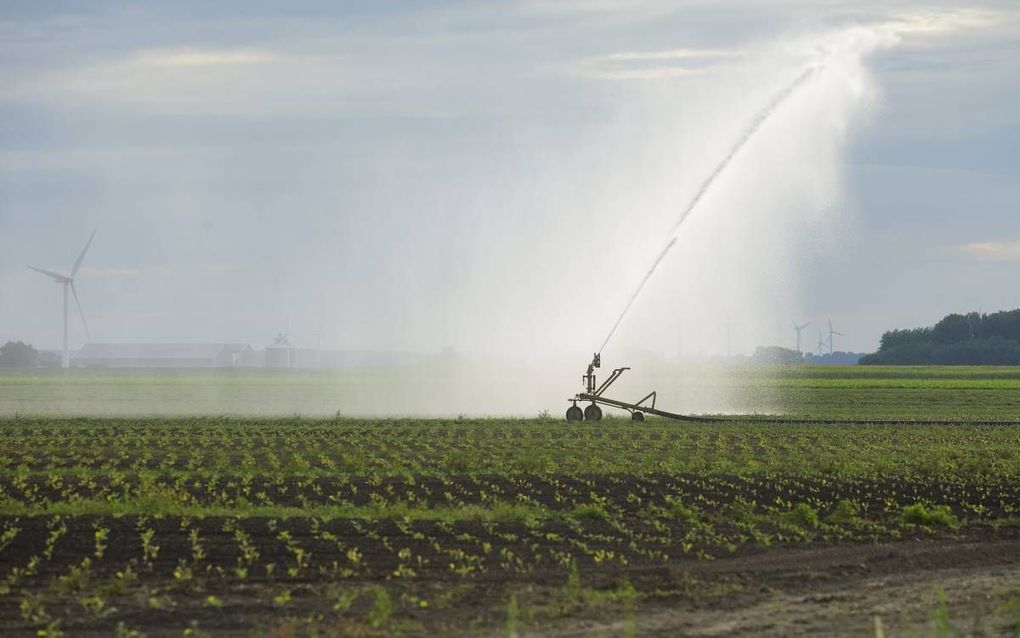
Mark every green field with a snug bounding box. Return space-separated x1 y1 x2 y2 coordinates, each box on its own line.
5 364 1020 419
1 366 1019 635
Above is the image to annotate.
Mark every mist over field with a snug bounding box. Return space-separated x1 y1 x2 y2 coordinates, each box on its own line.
0 356 785 417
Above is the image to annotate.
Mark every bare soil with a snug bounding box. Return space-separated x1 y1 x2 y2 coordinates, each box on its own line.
540 533 1020 637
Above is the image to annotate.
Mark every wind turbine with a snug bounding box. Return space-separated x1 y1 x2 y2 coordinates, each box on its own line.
827 318 843 355
817 331 828 356
313 322 323 368
724 319 733 358
792 321 810 355
28 229 96 368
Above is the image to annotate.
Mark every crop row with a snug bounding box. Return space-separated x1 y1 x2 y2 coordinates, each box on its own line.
0 473 1016 522
2 418 1019 479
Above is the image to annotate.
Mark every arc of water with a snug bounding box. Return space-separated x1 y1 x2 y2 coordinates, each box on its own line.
598 236 677 352
598 66 819 354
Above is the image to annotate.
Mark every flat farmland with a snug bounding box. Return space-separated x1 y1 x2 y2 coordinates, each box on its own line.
4 364 1020 419
0 367 1019 635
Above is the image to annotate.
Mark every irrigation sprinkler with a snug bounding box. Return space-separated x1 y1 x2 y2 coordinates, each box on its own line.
570 70 823 424
566 353 699 422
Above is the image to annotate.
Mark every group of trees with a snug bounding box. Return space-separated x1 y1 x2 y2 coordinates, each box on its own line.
750 346 804 365
748 347 863 366
0 341 60 368
0 341 39 367
861 309 1020 365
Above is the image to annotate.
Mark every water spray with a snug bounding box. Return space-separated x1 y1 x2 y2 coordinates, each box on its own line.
567 66 820 422
599 66 817 356
597 236 677 353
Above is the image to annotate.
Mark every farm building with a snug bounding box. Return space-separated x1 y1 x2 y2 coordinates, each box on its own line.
265 334 297 369
72 343 256 369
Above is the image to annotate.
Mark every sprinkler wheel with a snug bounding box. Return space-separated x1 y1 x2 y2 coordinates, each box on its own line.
584 404 603 421
566 405 583 422
632 411 644 422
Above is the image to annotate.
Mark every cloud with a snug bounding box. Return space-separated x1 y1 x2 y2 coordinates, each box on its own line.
78 266 143 278
603 48 743 62
521 0 670 16
585 66 704 80
203 262 245 273
573 46 740 80
130 49 279 68
3 47 355 116
879 8 1012 37
958 240 1020 261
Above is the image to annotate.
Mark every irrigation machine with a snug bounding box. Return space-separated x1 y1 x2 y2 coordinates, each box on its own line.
566 353 697 422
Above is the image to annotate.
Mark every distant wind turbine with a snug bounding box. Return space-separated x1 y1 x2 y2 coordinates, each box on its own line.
827 318 843 355
28 229 96 368
724 319 733 358
817 331 828 356
792 321 810 355
314 322 323 368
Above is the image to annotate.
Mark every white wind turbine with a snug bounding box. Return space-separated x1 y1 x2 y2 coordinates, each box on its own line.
827 318 843 355
792 321 810 355
28 229 96 368
817 331 829 356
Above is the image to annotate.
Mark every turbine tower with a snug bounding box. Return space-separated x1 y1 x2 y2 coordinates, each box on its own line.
314 321 323 368
792 321 810 355
724 319 732 358
827 318 843 355
817 331 828 356
28 229 96 368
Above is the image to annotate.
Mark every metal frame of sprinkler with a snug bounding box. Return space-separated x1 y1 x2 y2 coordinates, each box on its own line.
566 353 692 422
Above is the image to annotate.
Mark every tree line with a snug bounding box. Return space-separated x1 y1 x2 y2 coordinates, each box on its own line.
861 309 1020 365
0 341 61 368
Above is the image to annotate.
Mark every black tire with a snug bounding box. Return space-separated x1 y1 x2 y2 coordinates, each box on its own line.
566 406 583 422
584 404 603 422
632 411 644 422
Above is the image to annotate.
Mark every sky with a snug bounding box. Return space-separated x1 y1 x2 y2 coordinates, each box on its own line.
0 1 1018 358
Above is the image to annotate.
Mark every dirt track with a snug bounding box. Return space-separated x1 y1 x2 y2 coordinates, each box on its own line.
541 534 1020 637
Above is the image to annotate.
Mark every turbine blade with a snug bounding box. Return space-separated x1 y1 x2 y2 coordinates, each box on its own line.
70 282 92 343
28 266 71 283
70 228 97 278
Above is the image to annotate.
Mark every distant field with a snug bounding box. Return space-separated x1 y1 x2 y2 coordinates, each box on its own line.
735 365 1020 420
1 367 1019 635
3 364 1020 419
0 364 581 417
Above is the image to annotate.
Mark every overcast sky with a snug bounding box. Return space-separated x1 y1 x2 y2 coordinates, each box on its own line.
0 1 1017 356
